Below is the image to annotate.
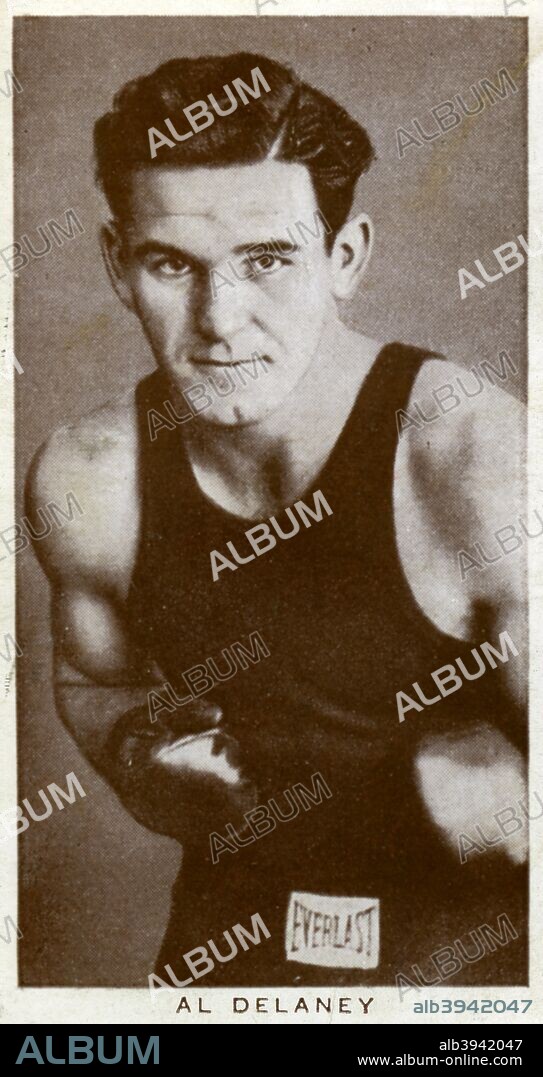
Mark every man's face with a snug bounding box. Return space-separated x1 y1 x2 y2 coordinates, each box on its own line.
112 160 338 426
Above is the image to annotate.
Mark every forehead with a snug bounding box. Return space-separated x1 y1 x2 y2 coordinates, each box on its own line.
123 160 319 251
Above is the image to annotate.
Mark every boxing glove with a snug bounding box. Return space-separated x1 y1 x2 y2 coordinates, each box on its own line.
101 698 259 846
414 722 527 865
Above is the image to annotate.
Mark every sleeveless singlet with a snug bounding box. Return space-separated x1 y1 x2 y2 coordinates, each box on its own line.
126 343 526 987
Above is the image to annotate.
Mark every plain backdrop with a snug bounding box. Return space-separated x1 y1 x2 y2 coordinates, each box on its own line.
14 15 527 985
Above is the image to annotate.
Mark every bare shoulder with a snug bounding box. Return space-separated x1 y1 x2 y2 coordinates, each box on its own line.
394 351 525 638
26 388 140 595
402 352 525 518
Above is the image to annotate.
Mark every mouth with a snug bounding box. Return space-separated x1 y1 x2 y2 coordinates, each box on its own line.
190 356 271 368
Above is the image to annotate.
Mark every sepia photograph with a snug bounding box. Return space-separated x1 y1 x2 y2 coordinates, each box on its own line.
1 0 540 1032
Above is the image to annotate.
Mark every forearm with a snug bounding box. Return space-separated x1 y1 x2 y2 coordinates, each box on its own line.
55 681 188 838
56 678 257 845
54 679 156 771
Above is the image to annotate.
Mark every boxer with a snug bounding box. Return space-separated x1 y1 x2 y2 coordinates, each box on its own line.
27 52 527 984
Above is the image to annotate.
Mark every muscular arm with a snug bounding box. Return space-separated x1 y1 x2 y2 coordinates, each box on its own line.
399 356 527 710
399 358 527 863
26 412 160 769
52 585 160 770
26 414 256 844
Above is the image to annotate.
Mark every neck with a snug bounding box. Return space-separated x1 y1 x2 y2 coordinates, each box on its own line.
178 322 381 515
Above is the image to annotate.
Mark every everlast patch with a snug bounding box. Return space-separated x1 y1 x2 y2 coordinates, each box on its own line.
285 892 379 968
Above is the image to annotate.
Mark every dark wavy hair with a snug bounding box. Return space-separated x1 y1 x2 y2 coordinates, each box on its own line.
94 52 375 244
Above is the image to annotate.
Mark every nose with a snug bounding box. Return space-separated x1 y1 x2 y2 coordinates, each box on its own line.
194 265 251 342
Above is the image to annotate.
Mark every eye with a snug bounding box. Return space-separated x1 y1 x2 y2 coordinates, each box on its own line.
148 255 192 279
248 252 292 274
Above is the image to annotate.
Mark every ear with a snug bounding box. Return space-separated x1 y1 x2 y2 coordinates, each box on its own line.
100 222 137 313
329 213 373 300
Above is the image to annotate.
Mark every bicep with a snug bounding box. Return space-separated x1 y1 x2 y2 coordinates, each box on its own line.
455 397 527 710
53 587 160 764
408 366 527 709
26 429 162 764
52 586 146 685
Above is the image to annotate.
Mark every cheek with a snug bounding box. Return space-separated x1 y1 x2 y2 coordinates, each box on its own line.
131 276 192 342
267 264 328 325
286 260 326 298
282 275 328 350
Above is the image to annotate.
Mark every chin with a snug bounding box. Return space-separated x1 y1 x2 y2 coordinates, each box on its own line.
197 399 273 427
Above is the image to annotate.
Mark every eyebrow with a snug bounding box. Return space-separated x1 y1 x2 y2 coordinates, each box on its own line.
132 240 198 263
232 239 301 255
131 237 302 263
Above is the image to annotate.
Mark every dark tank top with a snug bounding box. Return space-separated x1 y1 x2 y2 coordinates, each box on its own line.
126 343 526 986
